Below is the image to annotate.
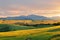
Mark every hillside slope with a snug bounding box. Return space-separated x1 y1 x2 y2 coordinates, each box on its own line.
0 26 60 40
0 26 60 36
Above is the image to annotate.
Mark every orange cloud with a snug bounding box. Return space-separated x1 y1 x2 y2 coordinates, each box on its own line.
1 2 60 18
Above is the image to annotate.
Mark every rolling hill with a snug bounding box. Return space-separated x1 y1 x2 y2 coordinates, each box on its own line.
0 25 60 40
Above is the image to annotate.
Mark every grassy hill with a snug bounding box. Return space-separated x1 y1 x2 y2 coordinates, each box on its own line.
0 24 36 32
0 25 60 40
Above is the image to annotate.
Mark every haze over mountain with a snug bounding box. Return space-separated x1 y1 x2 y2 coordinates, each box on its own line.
50 16 60 20
0 15 51 20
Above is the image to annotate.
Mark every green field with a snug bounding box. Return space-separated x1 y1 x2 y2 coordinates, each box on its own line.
0 24 60 40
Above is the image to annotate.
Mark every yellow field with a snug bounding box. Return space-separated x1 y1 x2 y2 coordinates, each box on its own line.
0 20 60 24
0 26 60 37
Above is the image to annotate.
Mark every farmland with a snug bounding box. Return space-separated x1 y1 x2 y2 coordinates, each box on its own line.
0 20 60 40
0 20 60 24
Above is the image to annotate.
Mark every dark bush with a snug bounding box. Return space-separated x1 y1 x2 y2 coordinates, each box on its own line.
53 22 60 26
0 24 11 32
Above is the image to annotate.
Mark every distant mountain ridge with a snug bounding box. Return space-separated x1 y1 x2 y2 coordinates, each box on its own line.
0 15 52 20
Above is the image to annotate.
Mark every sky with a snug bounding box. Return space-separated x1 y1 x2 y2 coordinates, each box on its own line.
0 0 60 18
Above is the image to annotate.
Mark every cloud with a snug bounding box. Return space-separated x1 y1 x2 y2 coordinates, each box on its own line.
0 0 60 17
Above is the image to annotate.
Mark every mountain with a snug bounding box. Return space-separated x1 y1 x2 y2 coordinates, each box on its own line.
0 15 51 20
24 15 51 20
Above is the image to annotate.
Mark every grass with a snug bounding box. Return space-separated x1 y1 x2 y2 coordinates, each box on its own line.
33 24 53 28
0 25 59 40
0 24 36 32
0 32 59 40
0 24 53 31
47 28 60 32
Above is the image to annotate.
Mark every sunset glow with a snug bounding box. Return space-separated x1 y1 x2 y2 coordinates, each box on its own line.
0 0 60 17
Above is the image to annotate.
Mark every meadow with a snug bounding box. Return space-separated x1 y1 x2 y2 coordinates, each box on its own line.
0 20 60 40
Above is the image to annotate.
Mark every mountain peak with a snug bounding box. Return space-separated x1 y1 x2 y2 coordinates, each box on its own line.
0 15 51 20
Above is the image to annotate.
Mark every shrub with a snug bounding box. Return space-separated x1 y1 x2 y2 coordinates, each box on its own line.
53 22 60 26
0 24 11 32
